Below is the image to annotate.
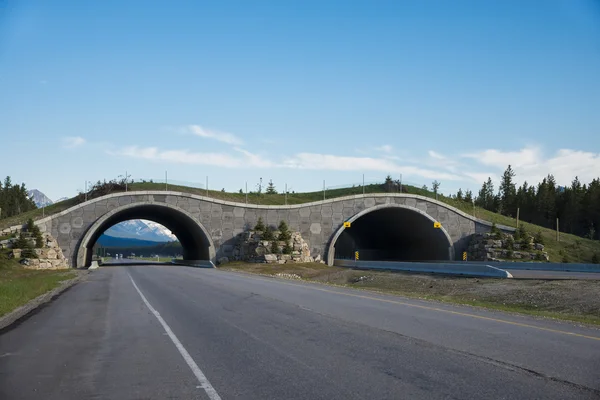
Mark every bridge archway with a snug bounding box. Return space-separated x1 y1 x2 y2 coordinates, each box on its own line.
327 204 454 265
76 202 215 267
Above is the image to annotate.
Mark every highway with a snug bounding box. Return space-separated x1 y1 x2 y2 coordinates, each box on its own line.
1 265 599 399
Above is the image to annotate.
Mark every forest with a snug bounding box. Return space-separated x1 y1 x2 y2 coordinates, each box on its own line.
0 176 36 219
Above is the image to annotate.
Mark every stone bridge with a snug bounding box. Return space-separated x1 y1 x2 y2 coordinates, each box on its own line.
13 191 509 267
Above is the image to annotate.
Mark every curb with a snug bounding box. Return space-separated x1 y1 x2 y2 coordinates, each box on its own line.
0 270 90 331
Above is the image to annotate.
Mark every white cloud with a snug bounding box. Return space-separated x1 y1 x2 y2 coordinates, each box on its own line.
460 147 600 187
110 146 270 168
375 144 393 153
62 136 86 149
186 125 243 145
428 150 446 160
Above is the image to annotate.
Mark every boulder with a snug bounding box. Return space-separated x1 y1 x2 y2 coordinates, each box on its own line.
314 254 321 262
534 243 544 251
218 257 230 265
11 249 22 259
264 254 278 262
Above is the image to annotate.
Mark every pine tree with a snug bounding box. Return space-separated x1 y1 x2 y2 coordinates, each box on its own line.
270 240 280 254
262 226 275 240
534 230 544 245
254 217 266 232
464 190 473 204
499 165 517 217
265 179 277 194
384 175 395 192
456 188 463 201
283 241 293 255
278 220 291 241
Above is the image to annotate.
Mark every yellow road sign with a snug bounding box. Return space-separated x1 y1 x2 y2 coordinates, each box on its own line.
433 221 441 229
462 252 467 261
355 251 359 260
344 221 351 228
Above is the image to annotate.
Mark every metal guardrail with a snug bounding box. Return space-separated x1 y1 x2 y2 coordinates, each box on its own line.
334 259 512 278
475 261 600 273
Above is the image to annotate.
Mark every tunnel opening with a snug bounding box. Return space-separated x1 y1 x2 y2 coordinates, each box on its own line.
332 206 453 262
79 204 213 267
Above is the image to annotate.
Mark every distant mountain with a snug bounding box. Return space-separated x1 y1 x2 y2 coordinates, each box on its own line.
104 219 176 242
96 235 171 248
27 189 53 208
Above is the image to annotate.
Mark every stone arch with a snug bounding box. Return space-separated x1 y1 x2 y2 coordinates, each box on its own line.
326 203 455 265
75 201 216 267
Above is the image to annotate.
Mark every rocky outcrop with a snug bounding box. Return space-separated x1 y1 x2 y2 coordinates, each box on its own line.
467 232 549 262
228 230 318 264
7 232 69 270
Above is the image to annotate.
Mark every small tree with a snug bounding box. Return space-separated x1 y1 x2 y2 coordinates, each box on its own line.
278 220 291 241
270 240 280 254
432 180 441 198
283 241 293 255
592 253 599 264
239 188 243 194
464 190 473 204
15 232 29 249
504 235 514 250
561 254 570 263
491 223 501 238
254 217 266 232
534 230 544 245
32 225 44 248
456 188 463 201
26 218 35 232
265 179 277 194
262 226 275 241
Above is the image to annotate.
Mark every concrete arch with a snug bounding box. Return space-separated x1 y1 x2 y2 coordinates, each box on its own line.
326 203 455 265
76 201 216 267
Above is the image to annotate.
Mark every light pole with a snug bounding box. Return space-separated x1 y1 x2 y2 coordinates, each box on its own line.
125 171 131 192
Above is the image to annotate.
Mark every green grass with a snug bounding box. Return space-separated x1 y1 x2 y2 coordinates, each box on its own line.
2 181 599 263
222 262 600 326
0 252 77 317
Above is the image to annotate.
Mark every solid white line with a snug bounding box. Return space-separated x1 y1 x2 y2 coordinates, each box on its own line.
128 273 222 400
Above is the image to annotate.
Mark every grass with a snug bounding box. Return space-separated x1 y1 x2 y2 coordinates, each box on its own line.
0 252 77 317
221 262 600 326
2 181 599 263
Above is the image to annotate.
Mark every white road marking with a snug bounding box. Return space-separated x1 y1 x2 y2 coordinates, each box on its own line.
128 273 222 400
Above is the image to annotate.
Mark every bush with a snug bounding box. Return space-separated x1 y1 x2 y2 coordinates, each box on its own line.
520 239 532 251
561 254 570 263
270 240 280 254
283 241 293 255
254 217 266 232
504 235 514 250
262 226 275 241
506 250 513 259
21 248 38 258
592 253 599 264
514 224 527 241
14 232 29 249
278 220 291 241
535 252 545 261
491 223 501 238
534 230 544 245
26 218 36 232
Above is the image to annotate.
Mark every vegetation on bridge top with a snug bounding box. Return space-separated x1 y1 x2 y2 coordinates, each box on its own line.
1 174 599 263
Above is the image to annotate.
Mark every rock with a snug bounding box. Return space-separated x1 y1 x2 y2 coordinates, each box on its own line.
513 243 521 250
20 258 30 266
314 254 321 262
277 260 285 264
512 252 522 259
534 243 544 251
11 249 21 259
281 254 291 261
255 247 266 256
493 240 503 248
218 257 229 265
264 254 278 262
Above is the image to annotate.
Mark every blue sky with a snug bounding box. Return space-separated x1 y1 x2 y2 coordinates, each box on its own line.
1 0 599 201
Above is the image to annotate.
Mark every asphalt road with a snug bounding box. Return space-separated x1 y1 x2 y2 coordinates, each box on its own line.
1 265 599 400
506 269 600 279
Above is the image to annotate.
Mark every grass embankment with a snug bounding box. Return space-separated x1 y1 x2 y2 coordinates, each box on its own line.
221 262 600 326
0 252 77 317
2 181 599 263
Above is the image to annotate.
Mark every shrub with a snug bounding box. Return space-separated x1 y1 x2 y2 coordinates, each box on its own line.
254 217 266 232
14 232 29 249
278 220 291 241
504 235 514 250
514 224 527 242
520 239 532 251
270 240 280 254
21 247 38 258
26 218 35 232
283 241 293 255
592 253 599 264
561 254 570 263
535 252 545 261
506 250 513 259
534 230 544 245
491 223 501 238
262 226 275 241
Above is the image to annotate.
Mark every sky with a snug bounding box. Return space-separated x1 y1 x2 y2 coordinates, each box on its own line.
1 0 599 201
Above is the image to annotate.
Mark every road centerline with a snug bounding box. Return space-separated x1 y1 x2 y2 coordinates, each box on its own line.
127 272 222 400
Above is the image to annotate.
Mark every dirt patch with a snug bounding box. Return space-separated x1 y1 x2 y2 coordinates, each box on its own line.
222 262 600 325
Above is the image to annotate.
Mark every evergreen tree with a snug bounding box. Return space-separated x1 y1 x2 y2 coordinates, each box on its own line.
499 165 517 216
270 239 280 254
283 241 293 255
384 175 395 192
254 217 266 232
432 180 441 197
265 179 277 194
262 226 275 240
456 188 463 201
277 220 291 241
464 190 473 204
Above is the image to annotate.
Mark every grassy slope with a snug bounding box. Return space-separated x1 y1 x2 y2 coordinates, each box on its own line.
0 252 77 317
2 182 599 263
222 262 600 326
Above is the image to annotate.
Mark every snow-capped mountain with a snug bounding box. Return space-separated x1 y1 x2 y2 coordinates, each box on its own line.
27 189 53 208
104 219 176 242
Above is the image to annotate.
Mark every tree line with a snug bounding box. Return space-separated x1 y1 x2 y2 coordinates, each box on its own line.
454 166 600 240
0 177 37 219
